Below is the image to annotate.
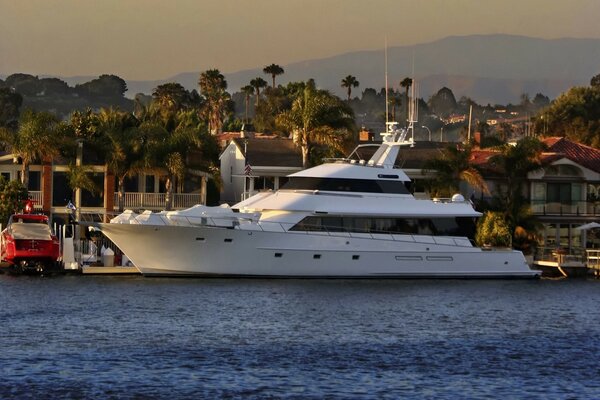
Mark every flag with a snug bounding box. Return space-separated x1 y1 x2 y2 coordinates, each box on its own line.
244 163 253 176
66 201 77 211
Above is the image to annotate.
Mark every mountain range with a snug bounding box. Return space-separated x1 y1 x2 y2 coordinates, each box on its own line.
8 34 600 105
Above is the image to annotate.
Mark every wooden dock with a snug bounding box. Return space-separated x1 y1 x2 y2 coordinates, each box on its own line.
81 265 140 275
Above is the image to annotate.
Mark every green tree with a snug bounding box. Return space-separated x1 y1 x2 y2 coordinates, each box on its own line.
400 77 413 127
422 144 489 198
4 73 41 96
70 108 100 140
276 81 355 168
428 87 457 118
152 83 199 115
96 108 141 212
250 77 268 106
0 177 28 226
0 109 60 188
240 85 255 122
341 75 359 101
66 163 99 201
533 85 600 146
253 86 293 134
40 77 70 96
76 74 128 98
199 69 231 135
487 137 546 248
263 64 285 88
532 93 550 108
0 87 23 129
475 211 512 247
590 73 600 88
136 111 210 211
388 90 402 121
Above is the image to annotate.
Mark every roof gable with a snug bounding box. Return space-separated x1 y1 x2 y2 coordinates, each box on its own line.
232 137 303 168
542 137 600 173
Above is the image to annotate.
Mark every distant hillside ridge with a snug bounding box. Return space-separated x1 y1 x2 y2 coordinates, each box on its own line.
133 34 600 104
6 34 600 104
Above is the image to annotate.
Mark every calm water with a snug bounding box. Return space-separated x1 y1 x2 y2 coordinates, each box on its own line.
1 274 599 399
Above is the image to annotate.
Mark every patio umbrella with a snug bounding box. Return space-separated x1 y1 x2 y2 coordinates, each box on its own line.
576 222 600 230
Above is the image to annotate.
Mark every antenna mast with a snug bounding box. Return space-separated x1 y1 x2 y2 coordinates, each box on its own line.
385 37 389 125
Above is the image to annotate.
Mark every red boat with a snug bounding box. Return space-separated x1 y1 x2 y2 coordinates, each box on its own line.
1 207 60 274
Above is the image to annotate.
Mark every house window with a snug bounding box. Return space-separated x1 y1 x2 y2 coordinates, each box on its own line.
546 183 583 205
145 175 155 193
123 175 138 192
28 171 41 191
255 176 275 191
545 165 582 177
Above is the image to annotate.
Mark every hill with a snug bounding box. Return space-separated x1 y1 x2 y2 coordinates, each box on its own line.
125 34 599 105
5 34 600 105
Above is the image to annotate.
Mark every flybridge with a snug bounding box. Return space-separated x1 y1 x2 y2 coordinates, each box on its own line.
369 122 414 168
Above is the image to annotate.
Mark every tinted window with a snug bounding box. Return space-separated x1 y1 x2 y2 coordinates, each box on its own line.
291 216 476 239
282 177 410 194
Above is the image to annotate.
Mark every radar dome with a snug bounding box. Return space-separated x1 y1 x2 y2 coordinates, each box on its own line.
451 194 465 202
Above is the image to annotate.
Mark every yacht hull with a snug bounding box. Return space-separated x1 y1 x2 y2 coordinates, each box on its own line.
97 223 540 279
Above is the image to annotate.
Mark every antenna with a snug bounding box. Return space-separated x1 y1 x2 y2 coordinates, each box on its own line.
385 37 388 125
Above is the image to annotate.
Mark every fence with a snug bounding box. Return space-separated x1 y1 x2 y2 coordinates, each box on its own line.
113 192 202 210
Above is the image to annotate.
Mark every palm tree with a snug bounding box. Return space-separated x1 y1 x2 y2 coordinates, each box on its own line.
263 64 284 88
276 81 355 168
400 77 413 127
389 91 402 121
422 144 489 198
96 108 141 212
136 111 209 211
488 137 547 246
151 83 200 127
341 75 359 101
66 163 99 202
250 77 268 106
198 69 231 135
0 109 60 188
240 85 255 123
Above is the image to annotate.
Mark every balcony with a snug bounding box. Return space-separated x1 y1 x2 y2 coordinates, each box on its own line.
114 192 203 211
531 201 600 216
28 191 202 213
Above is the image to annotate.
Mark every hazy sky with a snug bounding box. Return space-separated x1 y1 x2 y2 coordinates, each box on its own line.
2 0 599 80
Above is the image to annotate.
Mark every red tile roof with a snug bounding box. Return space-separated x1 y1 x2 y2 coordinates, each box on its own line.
541 137 600 172
471 137 600 174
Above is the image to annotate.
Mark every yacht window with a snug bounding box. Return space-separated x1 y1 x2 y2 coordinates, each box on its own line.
281 177 410 194
290 216 477 239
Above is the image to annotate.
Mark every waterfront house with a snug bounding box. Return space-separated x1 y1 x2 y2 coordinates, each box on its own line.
0 148 210 223
219 135 303 204
471 137 600 252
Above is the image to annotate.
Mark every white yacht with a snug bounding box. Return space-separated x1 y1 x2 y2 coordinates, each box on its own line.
94 124 540 278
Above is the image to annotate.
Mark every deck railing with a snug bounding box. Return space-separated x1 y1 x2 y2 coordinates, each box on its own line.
113 192 202 210
535 246 585 263
531 201 600 216
29 191 201 212
28 191 43 208
116 213 476 248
